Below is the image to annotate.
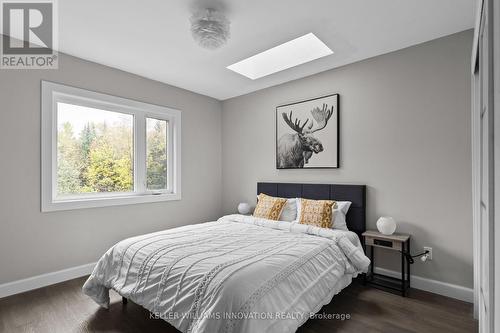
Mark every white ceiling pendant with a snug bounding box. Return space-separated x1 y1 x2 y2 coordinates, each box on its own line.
227 33 333 80
190 8 230 50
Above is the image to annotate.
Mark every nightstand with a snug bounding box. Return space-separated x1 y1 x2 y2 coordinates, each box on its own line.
362 230 411 296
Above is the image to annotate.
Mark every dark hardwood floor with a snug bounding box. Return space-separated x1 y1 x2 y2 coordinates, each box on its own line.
0 276 477 333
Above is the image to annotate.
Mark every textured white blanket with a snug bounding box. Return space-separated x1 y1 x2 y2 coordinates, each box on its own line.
83 214 370 333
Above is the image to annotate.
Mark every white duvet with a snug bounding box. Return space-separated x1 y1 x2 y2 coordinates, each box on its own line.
83 214 370 333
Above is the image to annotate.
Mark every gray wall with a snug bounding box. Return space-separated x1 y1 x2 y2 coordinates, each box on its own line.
221 30 473 288
0 46 222 284
0 30 473 289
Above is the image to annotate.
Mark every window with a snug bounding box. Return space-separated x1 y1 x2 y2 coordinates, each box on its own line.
56 103 134 196
41 81 181 211
146 117 168 191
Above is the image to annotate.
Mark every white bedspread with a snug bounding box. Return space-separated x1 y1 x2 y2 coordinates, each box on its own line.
83 214 370 333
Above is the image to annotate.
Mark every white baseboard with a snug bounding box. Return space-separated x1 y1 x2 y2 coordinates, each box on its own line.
0 262 473 303
0 262 96 299
374 266 473 303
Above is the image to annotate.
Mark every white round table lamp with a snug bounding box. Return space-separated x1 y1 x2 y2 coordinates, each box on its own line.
238 203 251 215
376 216 397 235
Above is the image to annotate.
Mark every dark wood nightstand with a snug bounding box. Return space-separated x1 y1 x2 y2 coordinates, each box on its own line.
362 230 411 296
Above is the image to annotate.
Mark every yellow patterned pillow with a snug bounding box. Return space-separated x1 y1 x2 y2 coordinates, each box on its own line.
299 198 337 228
253 194 287 220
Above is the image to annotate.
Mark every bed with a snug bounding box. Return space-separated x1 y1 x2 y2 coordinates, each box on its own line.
83 183 370 333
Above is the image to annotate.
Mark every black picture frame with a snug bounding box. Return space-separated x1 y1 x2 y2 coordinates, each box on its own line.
275 93 340 169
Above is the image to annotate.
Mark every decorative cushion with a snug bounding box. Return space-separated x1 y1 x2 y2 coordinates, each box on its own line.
299 198 337 228
253 193 287 220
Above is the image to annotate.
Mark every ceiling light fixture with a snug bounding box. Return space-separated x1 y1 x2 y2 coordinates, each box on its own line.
227 33 333 79
190 8 230 50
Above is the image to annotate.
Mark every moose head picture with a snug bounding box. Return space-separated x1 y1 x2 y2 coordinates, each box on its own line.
276 94 339 169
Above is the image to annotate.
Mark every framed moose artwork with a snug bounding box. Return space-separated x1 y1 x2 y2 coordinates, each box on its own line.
276 93 339 169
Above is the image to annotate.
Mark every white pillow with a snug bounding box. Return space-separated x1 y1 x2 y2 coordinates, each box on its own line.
279 198 298 222
296 199 352 230
332 201 352 231
292 198 352 231
256 195 298 222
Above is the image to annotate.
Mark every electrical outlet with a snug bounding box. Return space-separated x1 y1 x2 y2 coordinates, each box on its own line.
424 247 433 260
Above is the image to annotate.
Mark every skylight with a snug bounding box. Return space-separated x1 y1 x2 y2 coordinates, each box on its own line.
227 33 333 80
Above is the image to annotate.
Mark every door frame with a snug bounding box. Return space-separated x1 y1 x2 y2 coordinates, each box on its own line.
493 0 499 329
472 0 499 330
471 0 484 321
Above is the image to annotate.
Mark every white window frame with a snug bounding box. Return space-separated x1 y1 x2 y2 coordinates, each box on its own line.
41 81 181 212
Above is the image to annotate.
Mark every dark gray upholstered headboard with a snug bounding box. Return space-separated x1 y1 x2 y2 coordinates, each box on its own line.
257 182 366 238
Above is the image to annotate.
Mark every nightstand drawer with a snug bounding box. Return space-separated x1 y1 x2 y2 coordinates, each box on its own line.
365 237 403 251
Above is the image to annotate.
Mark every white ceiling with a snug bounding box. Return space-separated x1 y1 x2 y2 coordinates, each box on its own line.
58 0 475 100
